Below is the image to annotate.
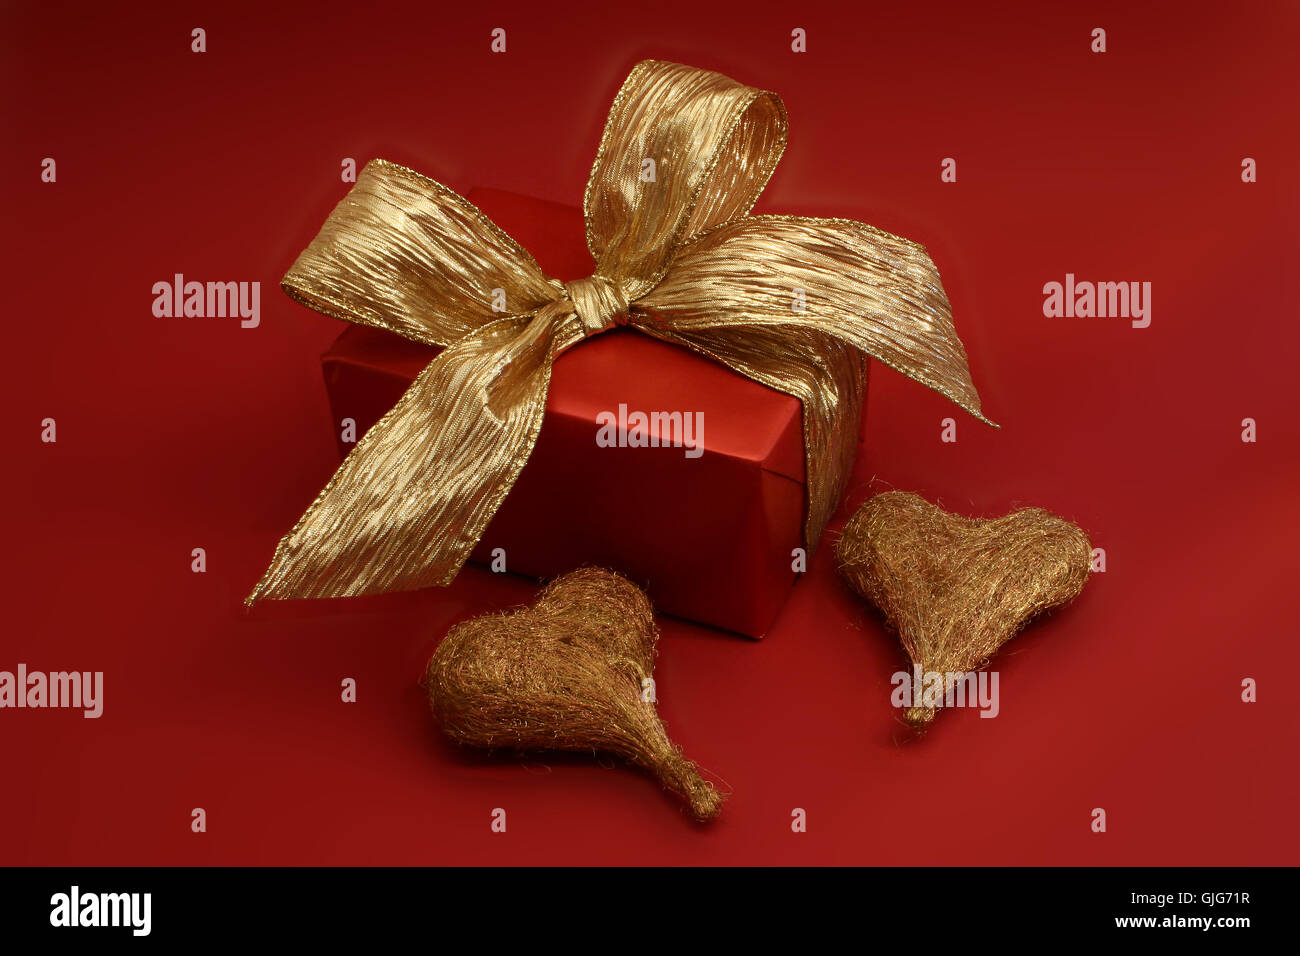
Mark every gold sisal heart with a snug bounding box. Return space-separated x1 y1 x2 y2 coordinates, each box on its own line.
426 567 724 820
836 491 1092 730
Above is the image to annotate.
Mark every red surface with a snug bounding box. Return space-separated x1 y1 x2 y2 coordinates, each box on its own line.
323 188 817 637
3 2 1298 865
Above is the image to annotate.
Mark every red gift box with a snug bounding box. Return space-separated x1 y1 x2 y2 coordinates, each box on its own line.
319 188 866 637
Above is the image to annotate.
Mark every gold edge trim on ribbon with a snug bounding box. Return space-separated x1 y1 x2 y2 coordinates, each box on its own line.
693 212 929 253
582 60 656 262
281 276 449 349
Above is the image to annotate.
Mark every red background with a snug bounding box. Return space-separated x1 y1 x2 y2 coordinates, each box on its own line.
3 1 1297 865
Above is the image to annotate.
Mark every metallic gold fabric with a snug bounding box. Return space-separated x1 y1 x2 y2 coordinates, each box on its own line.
248 59 992 604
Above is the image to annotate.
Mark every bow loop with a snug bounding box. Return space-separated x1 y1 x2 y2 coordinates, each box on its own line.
640 214 992 425
583 60 788 293
282 160 558 348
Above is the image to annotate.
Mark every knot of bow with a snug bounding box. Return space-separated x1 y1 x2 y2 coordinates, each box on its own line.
561 275 631 336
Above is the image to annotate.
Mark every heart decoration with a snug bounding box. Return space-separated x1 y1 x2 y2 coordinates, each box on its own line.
425 567 724 820
836 491 1092 730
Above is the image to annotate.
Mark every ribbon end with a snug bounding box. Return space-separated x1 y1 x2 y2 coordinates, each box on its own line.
244 554 288 607
945 392 998 430
942 385 997 430
243 580 268 608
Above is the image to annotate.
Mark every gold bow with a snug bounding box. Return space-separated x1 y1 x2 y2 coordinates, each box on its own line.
247 60 992 605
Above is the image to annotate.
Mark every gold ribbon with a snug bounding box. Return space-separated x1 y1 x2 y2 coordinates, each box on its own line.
247 60 992 605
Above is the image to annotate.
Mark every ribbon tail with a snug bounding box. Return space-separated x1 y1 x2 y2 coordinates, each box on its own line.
633 321 865 551
246 311 564 604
